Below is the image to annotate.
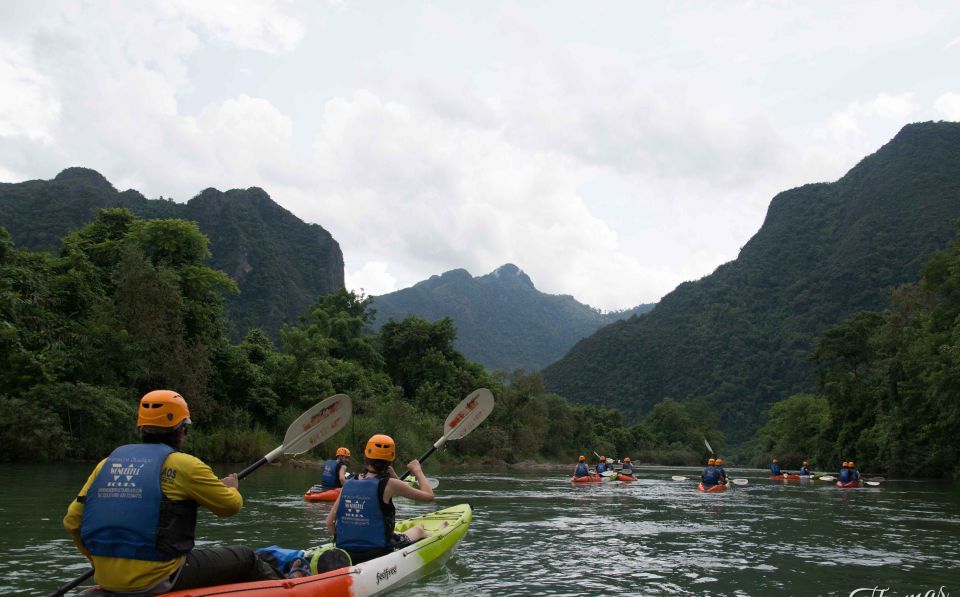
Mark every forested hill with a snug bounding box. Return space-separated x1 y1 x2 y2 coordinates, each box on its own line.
0 168 344 339
542 121 960 442
370 264 654 371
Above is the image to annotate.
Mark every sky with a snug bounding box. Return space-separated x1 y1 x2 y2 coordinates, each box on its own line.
2 1 959 311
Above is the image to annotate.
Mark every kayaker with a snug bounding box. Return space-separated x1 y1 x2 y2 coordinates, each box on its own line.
320 447 352 490
325 434 435 565
701 458 720 487
798 460 811 476
620 457 635 478
573 455 590 478
63 390 282 594
770 458 782 476
715 458 727 484
596 456 608 475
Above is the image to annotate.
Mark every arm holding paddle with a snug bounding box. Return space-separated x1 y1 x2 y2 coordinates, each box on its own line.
51 393 353 597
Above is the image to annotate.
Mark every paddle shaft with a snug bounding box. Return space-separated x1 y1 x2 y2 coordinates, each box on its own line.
50 569 94 597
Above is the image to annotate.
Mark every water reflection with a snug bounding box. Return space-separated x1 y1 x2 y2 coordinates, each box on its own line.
1 465 957 596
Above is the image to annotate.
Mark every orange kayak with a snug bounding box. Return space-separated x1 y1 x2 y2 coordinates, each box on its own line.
571 474 603 484
697 482 730 493
304 486 340 502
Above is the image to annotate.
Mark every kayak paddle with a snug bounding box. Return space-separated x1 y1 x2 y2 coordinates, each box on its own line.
49 393 353 597
671 475 689 481
399 388 495 481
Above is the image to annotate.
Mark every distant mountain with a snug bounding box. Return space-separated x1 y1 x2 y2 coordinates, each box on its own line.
370 263 654 371
0 168 344 339
543 121 960 442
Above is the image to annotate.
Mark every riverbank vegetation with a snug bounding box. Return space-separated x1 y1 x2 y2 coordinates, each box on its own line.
2 210 958 477
753 228 960 478
0 210 720 467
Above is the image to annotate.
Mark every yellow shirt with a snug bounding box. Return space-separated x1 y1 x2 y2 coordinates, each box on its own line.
63 449 243 592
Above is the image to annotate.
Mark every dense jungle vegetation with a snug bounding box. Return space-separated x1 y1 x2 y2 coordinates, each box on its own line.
754 228 960 478
0 210 718 467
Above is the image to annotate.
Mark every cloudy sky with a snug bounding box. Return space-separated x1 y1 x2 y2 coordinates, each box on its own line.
2 1 958 310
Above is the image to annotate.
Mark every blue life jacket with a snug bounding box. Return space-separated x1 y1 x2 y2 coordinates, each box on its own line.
621 463 634 473
839 467 852 482
574 462 589 477
596 462 607 474
799 466 810 476
335 475 394 552
850 468 861 481
81 443 196 561
770 464 781 475
716 467 726 479
255 545 305 576
702 465 719 485
321 459 343 489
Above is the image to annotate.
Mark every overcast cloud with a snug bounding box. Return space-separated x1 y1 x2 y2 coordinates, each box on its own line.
1 1 958 310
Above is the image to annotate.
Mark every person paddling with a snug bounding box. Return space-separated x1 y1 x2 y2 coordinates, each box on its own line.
325 434 436 565
770 458 782 476
714 458 727 484
63 390 281 595
573 455 591 478
319 447 352 490
701 458 720 487
798 460 811 477
596 455 608 475
620 457 635 478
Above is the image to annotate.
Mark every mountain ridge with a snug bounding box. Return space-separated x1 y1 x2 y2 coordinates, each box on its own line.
542 121 960 441
371 264 654 371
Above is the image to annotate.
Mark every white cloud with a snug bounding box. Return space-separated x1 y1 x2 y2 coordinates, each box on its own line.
346 261 397 297
0 42 61 141
819 93 919 143
934 92 960 121
160 0 305 54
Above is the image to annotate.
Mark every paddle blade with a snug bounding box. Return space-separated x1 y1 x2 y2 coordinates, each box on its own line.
443 388 495 441
731 478 749 486
671 476 688 481
282 394 352 456
703 438 714 454
818 475 836 482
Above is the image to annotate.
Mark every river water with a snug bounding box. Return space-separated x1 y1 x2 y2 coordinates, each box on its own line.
1 464 957 596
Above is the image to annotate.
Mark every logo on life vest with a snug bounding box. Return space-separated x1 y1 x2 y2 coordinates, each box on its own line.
376 565 398 585
108 462 145 487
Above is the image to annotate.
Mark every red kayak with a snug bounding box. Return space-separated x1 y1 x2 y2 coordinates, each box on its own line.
697 482 730 493
836 480 863 488
304 486 339 502
616 474 636 482
571 474 603 484
770 474 801 481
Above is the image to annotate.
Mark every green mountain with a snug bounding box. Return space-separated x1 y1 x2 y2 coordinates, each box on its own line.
370 263 654 371
0 167 344 339
542 121 960 442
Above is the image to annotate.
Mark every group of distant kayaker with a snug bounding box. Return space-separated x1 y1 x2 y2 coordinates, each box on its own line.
572 454 636 479
769 457 861 480
63 389 436 595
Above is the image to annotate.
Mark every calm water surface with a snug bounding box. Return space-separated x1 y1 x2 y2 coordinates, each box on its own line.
1 464 957 596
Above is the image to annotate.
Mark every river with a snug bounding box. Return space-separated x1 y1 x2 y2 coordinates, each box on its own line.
1 464 957 596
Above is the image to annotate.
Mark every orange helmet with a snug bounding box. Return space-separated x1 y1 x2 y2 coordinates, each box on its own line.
138 390 190 429
599 455 605 461
707 458 716 465
578 455 586 462
772 458 779 463
848 461 855 468
716 458 724 466
802 460 809 465
842 461 849 467
336 447 351 457
365 434 396 461
624 457 631 463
